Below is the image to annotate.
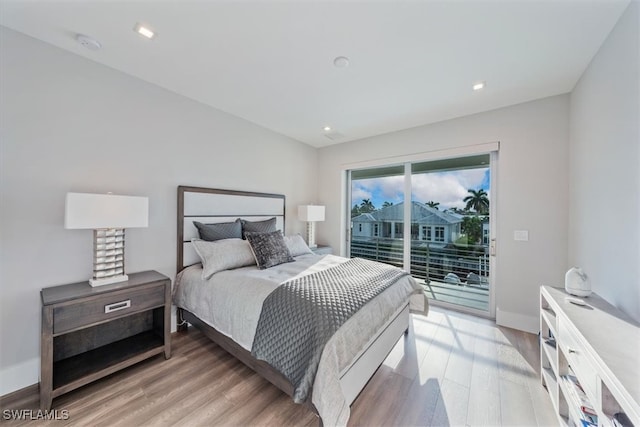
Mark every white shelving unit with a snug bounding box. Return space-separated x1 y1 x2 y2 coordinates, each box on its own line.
540 286 640 427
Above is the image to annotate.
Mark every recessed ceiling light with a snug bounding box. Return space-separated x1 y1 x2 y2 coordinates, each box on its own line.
323 126 332 132
333 56 349 68
134 23 155 39
473 81 485 91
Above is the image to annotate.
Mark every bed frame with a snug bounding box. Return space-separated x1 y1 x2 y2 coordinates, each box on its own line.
175 185 410 418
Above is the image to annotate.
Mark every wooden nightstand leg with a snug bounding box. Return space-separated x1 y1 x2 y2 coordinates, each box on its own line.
164 281 172 359
40 306 53 410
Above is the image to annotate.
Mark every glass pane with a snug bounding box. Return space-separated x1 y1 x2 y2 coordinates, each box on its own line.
410 155 491 312
350 166 405 268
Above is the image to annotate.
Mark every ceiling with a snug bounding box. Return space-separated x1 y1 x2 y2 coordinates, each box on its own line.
0 0 630 148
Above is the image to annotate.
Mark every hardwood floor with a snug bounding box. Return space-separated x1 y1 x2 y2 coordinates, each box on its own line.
1 306 556 426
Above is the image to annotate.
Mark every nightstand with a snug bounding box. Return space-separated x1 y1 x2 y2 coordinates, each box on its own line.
312 245 333 255
40 270 171 410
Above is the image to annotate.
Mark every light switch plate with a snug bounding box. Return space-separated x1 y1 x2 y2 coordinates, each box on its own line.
514 230 529 241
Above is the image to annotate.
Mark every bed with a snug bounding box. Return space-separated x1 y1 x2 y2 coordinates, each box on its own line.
173 186 427 426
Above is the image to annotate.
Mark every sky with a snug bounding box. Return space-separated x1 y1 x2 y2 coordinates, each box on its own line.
352 168 490 211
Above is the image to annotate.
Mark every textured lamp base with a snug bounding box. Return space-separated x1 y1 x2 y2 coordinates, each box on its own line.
92 228 127 286
306 222 317 249
89 274 129 287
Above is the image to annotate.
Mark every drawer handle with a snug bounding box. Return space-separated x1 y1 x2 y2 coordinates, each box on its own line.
568 348 578 355
104 300 131 314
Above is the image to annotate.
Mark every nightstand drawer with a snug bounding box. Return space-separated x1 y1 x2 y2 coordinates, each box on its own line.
53 285 165 334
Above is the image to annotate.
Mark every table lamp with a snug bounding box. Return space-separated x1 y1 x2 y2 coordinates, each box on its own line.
298 205 325 249
65 192 148 286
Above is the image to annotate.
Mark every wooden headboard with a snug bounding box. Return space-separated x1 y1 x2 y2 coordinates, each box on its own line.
177 186 286 273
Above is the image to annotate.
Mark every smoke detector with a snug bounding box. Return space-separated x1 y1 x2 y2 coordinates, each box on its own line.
75 34 102 51
333 56 349 68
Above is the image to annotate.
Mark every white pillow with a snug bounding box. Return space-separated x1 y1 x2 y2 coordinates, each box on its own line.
284 234 314 257
191 238 256 280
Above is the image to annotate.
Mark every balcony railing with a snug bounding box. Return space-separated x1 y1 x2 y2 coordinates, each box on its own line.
350 238 490 287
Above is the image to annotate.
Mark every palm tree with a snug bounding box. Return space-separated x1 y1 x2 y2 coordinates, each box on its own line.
360 199 376 213
382 201 394 208
463 189 489 214
426 201 440 210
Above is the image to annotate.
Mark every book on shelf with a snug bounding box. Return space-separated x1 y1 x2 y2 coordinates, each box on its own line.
572 417 596 427
612 412 632 427
561 373 598 425
580 419 596 427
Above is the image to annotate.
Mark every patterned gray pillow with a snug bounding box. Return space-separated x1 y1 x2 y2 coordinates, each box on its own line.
194 219 242 241
245 230 294 269
241 217 277 238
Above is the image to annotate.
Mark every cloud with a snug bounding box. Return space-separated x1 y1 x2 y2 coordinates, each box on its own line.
353 176 404 208
352 168 489 210
372 176 404 200
351 183 372 206
412 169 488 209
412 174 468 208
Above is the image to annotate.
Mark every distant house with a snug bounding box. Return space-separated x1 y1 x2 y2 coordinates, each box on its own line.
351 201 462 246
482 219 490 245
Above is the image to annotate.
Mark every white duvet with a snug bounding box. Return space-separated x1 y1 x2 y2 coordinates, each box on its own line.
173 254 428 426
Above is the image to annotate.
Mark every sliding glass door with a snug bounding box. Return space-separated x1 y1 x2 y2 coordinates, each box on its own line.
348 153 493 314
410 155 490 312
349 165 405 269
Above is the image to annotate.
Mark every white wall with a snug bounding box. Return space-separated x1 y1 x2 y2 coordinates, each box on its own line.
318 95 570 333
3 1 636 398
569 2 640 322
0 28 318 395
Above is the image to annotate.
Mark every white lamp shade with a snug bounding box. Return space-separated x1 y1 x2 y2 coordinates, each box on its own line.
65 192 149 229
298 205 325 222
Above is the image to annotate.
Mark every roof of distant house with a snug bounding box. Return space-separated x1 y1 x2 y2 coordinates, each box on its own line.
352 201 462 225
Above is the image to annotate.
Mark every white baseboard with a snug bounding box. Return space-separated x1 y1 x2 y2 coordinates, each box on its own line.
496 308 538 334
0 357 38 397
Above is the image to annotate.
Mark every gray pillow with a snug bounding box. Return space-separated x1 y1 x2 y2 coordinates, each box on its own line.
245 230 294 269
191 238 256 280
284 234 314 256
194 219 242 241
241 217 277 238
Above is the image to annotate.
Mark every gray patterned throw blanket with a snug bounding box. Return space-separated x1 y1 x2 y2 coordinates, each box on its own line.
251 257 409 403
